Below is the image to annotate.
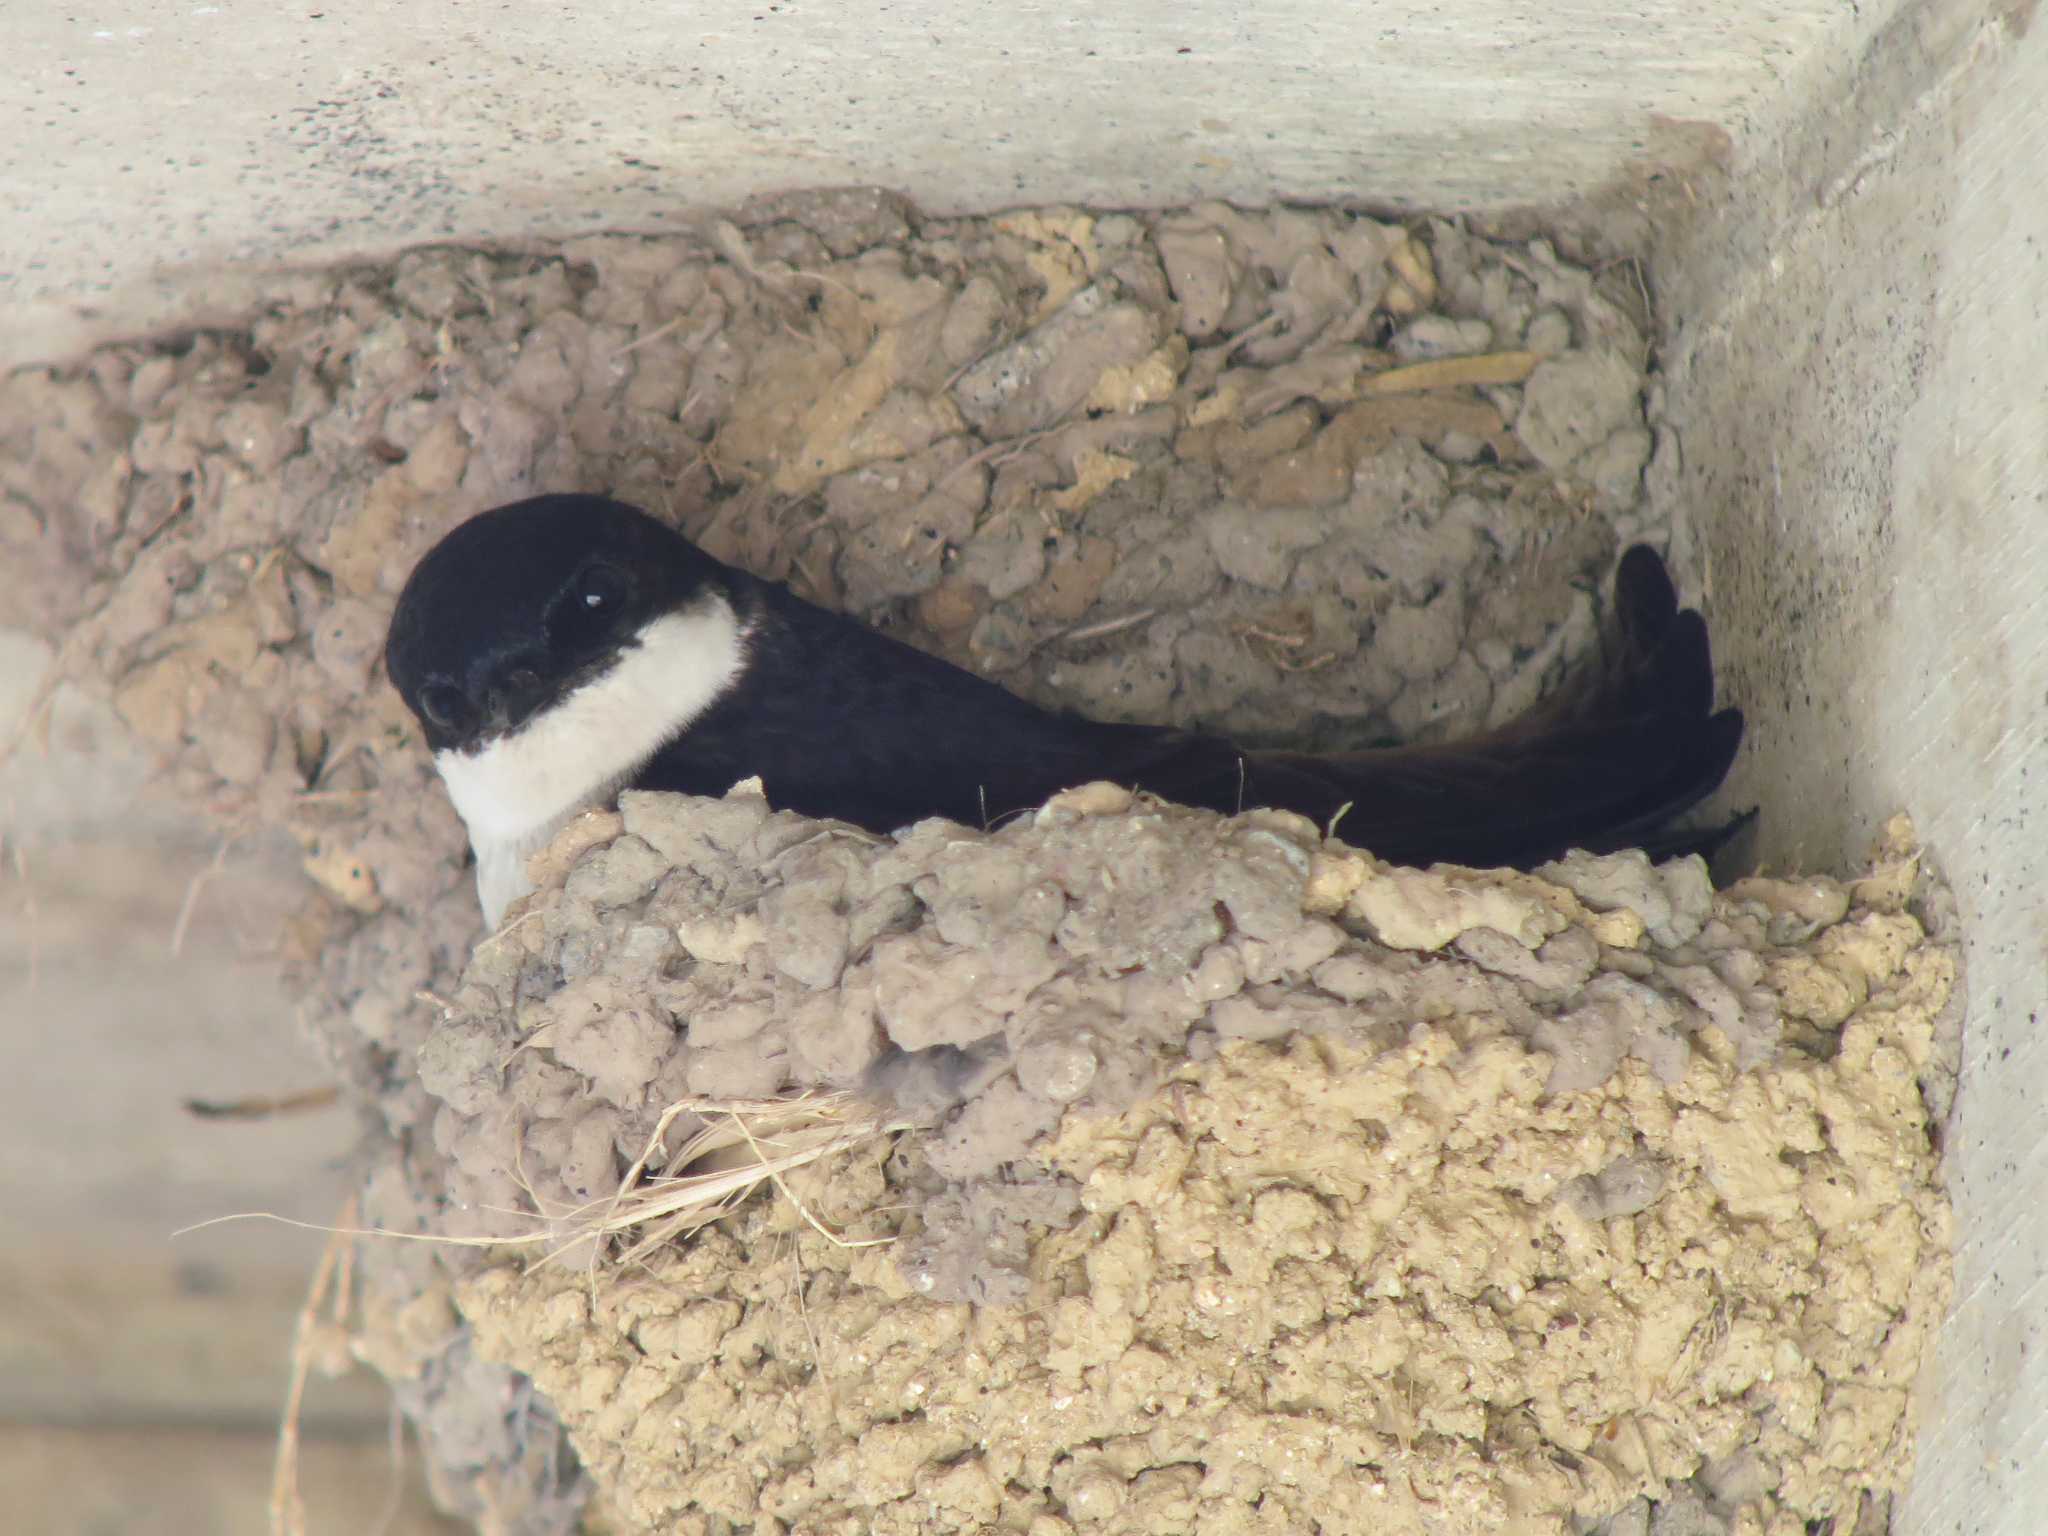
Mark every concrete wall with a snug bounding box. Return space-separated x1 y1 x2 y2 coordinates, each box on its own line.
5 1 2042 1531
12 0 1896 368
1657 3 2048 1529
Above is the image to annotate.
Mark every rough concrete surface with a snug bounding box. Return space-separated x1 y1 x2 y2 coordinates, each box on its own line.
1646 4 2048 1532
0 644 458 1523
0 1424 464 1536
6 0 1905 370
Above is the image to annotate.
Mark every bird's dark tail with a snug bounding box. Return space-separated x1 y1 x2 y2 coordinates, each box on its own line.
1229 545 1746 870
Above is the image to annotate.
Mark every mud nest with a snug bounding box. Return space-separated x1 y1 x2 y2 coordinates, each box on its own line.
409 792 1953 1536
0 190 1954 1534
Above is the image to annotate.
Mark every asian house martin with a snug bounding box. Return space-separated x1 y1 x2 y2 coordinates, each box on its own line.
385 495 1744 925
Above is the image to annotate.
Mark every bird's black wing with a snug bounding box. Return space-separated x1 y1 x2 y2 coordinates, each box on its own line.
1195 544 1746 867
630 576 1175 833
636 546 1743 870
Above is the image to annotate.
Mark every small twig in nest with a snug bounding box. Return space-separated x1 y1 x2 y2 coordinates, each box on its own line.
178 1095 914 1304
1060 609 1155 645
170 830 241 957
1235 622 1310 648
1232 616 1342 674
1356 350 1539 397
789 552 829 602
609 315 685 358
600 1092 911 1271
930 425 1058 499
5 832 39 996
783 1233 827 1376
471 908 546 959
271 1194 358 1536
1219 310 1285 358
184 1085 341 1122
728 1102 895 1252
0 649 72 772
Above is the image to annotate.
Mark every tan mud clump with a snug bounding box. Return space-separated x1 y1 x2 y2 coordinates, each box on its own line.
3 190 1949 1530
439 803 1953 1536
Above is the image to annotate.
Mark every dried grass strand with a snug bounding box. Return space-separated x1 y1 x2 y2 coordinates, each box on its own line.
179 1093 911 1270
271 1194 356 1536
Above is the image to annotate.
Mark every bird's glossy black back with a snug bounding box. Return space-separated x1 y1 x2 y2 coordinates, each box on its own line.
630 582 1152 833
388 493 1748 878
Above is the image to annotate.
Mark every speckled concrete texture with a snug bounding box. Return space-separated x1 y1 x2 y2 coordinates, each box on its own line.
8 0 1902 370
1648 2 2048 1531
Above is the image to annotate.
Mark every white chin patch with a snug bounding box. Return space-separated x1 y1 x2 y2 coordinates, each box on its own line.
434 596 749 926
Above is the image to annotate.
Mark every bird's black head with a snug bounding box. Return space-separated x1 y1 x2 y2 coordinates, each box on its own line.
384 494 730 753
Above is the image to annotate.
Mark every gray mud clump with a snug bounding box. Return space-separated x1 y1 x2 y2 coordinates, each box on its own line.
0 190 1951 1533
436 795 1953 1536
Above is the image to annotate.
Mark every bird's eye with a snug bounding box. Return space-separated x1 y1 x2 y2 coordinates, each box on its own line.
576 564 629 614
417 683 470 732
549 563 633 652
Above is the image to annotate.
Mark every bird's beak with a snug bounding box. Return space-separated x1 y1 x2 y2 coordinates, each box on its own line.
480 660 551 738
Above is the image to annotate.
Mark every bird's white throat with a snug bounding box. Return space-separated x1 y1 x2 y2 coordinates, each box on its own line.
435 596 749 926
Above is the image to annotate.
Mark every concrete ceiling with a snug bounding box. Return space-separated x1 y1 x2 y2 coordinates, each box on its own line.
9 0 1892 369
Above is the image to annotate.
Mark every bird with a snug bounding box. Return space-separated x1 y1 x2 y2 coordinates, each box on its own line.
384 494 1745 926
